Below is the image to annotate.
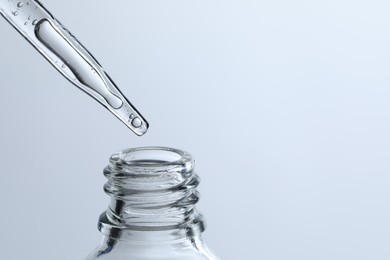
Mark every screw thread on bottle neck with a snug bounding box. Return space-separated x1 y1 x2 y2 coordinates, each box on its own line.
98 147 206 241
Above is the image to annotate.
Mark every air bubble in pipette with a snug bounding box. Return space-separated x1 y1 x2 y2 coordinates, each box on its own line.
131 117 142 128
0 0 149 136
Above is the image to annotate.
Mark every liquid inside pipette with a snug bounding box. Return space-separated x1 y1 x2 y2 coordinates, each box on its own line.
35 19 123 109
0 0 149 136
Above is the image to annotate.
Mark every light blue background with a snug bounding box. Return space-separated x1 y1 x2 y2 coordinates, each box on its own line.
0 0 390 259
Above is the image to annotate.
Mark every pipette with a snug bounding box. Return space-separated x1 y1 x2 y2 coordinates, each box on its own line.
0 0 149 136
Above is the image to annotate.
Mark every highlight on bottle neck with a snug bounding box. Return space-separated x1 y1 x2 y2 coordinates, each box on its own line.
98 147 206 241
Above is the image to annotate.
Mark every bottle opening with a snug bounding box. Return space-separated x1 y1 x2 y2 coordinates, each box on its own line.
99 147 205 235
109 147 191 168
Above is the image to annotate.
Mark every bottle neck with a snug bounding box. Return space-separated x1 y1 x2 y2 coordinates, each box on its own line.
97 147 206 243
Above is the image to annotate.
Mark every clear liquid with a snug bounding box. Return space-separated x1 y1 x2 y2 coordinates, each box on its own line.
0 0 149 135
131 117 142 128
35 19 123 109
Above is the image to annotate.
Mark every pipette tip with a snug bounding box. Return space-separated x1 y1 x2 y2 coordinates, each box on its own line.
113 98 149 136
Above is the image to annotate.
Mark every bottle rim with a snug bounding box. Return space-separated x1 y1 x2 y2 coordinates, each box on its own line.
109 146 192 168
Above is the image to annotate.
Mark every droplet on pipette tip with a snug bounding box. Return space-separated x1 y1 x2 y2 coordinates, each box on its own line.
32 19 38 26
17 2 23 8
131 117 142 128
12 10 18 16
62 64 66 68
28 15 31 20
24 21 28 25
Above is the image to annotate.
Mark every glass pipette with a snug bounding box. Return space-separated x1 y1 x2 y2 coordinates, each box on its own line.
0 0 149 136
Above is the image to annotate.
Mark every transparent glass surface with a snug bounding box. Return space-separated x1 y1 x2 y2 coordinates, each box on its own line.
0 0 148 135
86 147 219 260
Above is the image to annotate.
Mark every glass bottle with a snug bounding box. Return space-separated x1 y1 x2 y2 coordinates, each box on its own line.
86 147 219 260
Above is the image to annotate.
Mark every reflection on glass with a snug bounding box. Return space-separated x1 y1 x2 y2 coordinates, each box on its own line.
86 147 219 260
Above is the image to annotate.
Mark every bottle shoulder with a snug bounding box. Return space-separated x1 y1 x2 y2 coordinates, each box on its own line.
86 237 218 260
86 245 217 260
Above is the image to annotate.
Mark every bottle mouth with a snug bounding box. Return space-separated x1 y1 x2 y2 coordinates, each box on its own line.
110 147 190 168
109 146 195 175
105 147 195 191
99 147 205 235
